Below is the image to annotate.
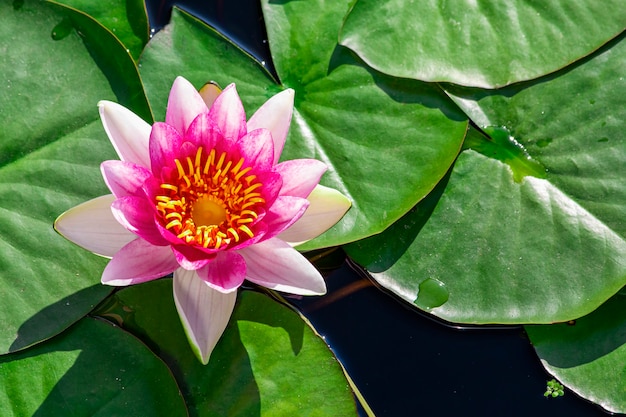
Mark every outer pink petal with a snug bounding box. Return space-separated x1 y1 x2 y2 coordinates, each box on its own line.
196 252 246 293
98 101 151 167
111 196 166 246
149 122 183 175
173 268 237 364
166 76 209 136
237 129 274 172
171 245 214 270
262 196 309 240
101 160 152 198
54 195 135 257
208 84 247 143
239 238 326 295
101 238 179 286
247 88 295 164
278 184 352 246
274 159 326 198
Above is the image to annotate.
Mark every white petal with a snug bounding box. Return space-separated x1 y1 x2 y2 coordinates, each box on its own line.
54 195 135 257
240 238 326 296
173 269 237 364
98 101 151 167
278 184 351 246
166 76 210 135
247 88 295 164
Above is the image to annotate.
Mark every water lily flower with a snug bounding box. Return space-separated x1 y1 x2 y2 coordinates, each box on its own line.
55 76 351 364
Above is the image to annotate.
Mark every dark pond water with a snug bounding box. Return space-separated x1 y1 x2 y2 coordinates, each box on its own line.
145 1 613 416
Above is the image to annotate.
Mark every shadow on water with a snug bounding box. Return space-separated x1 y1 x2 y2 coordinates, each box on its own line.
290 262 613 417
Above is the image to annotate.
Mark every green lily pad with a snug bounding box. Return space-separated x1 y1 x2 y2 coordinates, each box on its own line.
0 317 187 416
340 0 626 88
47 0 152 122
526 292 626 414
139 5 467 249
346 36 626 324
95 279 357 416
47 0 149 60
0 0 148 353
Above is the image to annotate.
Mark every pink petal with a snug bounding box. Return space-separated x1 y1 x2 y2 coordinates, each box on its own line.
166 76 209 136
171 244 214 270
98 101 151 167
237 129 275 172
149 122 183 175
262 196 309 240
278 184 352 246
275 159 327 198
239 238 326 295
247 88 295 164
173 268 237 364
110 196 166 246
208 84 247 143
101 160 152 198
256 171 282 207
101 238 179 286
54 195 135 257
185 112 221 152
196 252 246 293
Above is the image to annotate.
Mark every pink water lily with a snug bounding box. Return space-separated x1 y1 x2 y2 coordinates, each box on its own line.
55 76 350 364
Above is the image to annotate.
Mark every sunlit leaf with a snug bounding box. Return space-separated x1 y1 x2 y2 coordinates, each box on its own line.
346 36 626 324
47 0 149 60
526 293 626 414
340 0 626 88
0 0 146 353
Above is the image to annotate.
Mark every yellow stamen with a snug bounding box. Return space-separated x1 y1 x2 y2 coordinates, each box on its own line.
160 184 178 192
155 146 266 251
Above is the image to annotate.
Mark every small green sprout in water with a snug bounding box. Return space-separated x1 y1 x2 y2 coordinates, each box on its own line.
544 379 565 398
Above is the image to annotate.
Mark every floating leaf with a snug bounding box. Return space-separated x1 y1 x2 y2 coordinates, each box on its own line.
526 293 626 413
0 0 147 353
340 0 626 88
47 0 149 60
95 279 357 416
346 36 626 323
0 317 187 416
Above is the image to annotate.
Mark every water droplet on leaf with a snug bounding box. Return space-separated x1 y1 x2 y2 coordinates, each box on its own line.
414 278 449 310
535 138 552 147
51 18 73 40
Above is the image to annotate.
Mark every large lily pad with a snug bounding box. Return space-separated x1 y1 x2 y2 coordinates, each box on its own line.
95 279 357 416
138 5 467 249
48 0 149 60
0 317 187 416
0 0 146 353
340 0 626 88
526 292 626 414
346 35 626 323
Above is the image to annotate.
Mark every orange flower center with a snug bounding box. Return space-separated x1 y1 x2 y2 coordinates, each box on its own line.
155 146 265 250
